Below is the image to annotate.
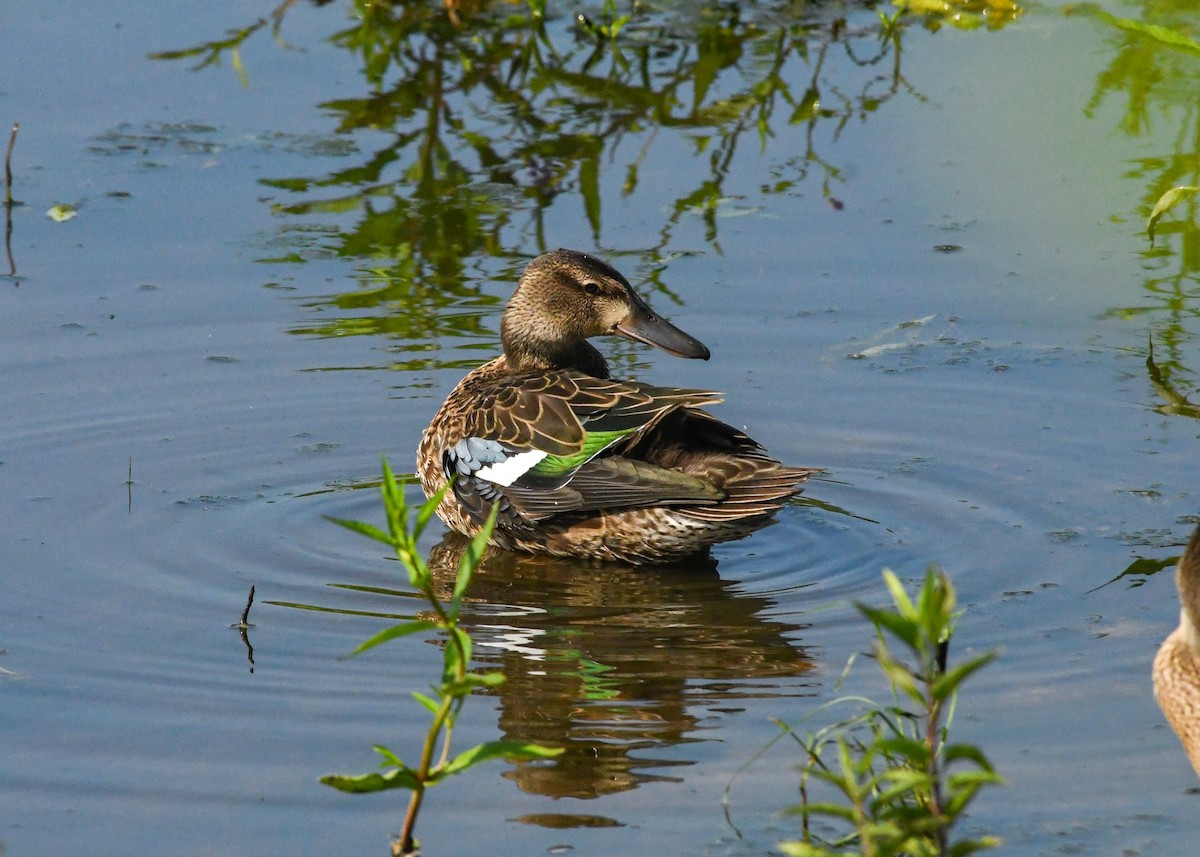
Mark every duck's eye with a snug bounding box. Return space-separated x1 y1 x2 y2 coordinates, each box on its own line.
582 282 601 296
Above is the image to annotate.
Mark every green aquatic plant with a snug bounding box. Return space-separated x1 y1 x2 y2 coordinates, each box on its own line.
321 459 561 857
775 568 1002 857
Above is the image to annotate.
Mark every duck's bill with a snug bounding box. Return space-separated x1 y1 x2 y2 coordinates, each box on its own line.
614 293 711 360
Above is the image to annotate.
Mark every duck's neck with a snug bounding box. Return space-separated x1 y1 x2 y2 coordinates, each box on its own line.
499 308 611 378
1178 525 1200 652
502 333 611 378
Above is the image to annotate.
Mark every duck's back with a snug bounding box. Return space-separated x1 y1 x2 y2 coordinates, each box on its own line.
417 358 816 563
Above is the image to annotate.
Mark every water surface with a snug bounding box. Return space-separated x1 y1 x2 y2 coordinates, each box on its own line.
3 1 1199 855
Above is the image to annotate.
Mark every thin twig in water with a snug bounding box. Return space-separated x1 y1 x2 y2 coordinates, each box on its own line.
239 585 256 627
4 122 15 207
4 122 17 278
234 585 257 672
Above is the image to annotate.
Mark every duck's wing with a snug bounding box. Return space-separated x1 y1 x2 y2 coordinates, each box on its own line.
442 371 725 525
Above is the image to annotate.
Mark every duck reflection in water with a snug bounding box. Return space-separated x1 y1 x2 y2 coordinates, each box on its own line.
424 533 817 812
1154 522 1200 777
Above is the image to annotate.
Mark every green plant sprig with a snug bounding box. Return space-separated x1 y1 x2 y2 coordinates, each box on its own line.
321 458 561 856
777 567 1003 857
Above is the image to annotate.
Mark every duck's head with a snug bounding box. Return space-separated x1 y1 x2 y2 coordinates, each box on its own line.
501 249 710 373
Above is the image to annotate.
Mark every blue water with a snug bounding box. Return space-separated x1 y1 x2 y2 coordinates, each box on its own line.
2 1 1198 855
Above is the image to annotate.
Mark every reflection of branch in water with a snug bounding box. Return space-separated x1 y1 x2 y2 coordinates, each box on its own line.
159 1 916 297
150 4 935 364
1088 553 1178 592
1146 337 1200 419
147 0 303 83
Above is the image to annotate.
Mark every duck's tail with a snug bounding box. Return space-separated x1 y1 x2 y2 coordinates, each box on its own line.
677 460 819 523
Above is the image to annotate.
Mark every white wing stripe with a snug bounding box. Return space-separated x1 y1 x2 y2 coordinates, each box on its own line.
475 449 548 487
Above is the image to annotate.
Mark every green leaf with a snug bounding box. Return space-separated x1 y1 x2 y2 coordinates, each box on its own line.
882 568 917 618
916 566 954 643
876 768 933 803
442 625 473 686
873 649 923 704
431 740 562 781
453 503 498 612
471 670 507 687
413 483 448 542
326 515 395 547
404 550 432 589
949 835 1002 857
373 744 404 767
1147 185 1200 246
340 620 439 659
946 769 1005 792
781 801 857 822
877 736 931 765
930 650 998 701
942 742 997 771
379 457 404 510
320 765 421 793
411 691 441 715
858 604 921 651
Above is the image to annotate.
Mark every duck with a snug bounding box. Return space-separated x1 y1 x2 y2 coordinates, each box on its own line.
416 248 818 564
1153 522 1200 777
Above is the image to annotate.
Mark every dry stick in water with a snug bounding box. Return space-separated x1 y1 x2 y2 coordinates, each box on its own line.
235 585 257 673
3 122 15 205
240 586 256 627
4 122 17 277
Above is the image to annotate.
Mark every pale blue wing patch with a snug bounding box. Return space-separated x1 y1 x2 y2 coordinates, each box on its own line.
444 437 548 487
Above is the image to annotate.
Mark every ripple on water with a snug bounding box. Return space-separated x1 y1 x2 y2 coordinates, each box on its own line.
6 321 1194 855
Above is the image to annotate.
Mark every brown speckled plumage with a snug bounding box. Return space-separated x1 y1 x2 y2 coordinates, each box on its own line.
1153 523 1200 777
416 249 819 564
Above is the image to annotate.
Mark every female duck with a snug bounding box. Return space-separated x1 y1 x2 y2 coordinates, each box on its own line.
416 249 817 564
1154 523 1200 776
